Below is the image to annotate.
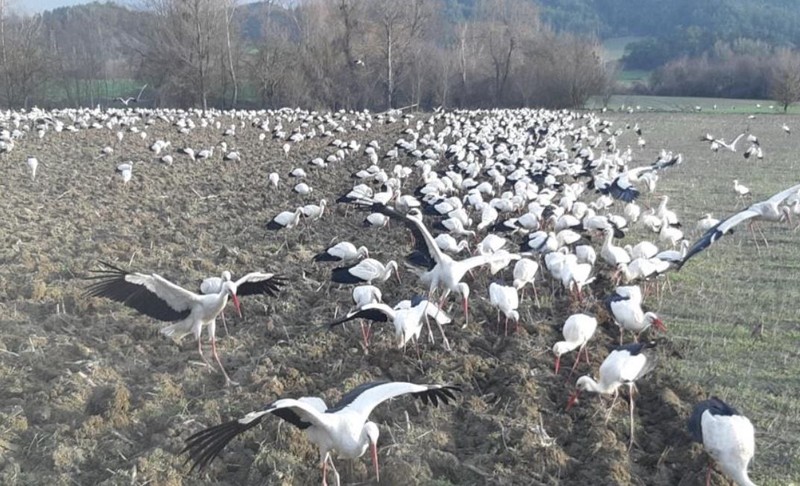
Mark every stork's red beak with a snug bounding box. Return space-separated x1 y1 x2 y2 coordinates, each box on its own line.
231 293 243 318
653 318 666 333
567 390 579 410
371 441 380 482
554 355 561 374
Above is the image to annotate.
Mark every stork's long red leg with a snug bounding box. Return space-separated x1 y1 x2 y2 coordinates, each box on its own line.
210 335 238 386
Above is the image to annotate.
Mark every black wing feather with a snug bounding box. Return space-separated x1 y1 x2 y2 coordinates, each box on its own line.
608 179 640 202
362 202 436 270
331 264 367 284
236 275 286 297
183 416 265 472
412 385 461 407
687 396 740 444
677 223 725 270
325 307 391 329
183 403 316 472
603 291 630 315
84 261 191 322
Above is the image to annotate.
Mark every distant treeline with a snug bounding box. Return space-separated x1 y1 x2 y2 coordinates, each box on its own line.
532 0 800 71
0 0 609 111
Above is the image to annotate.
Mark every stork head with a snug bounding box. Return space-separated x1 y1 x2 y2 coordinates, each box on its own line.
552 342 571 374
364 422 380 482
566 389 580 410
645 312 666 333
386 260 401 283
567 376 593 410
224 281 242 318
221 270 232 282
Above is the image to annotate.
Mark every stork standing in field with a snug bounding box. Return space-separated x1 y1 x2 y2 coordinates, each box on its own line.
733 180 750 203
331 259 399 285
182 381 460 486
513 258 539 305
680 182 800 267
26 156 38 181
688 397 756 486
325 296 451 352
85 262 285 386
489 282 519 335
314 242 369 263
605 285 665 344
268 208 303 230
553 313 598 375
568 341 658 449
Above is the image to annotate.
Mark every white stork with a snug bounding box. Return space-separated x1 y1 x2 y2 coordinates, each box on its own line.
568 341 658 449
314 242 369 263
331 259 399 285
326 296 451 351
680 182 800 267
85 262 285 386
604 285 665 343
688 397 756 486
26 156 38 181
182 381 460 486
553 313 598 374
267 208 303 230
489 282 519 335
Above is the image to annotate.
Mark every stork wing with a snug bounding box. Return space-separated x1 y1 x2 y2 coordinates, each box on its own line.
135 83 148 102
325 303 394 329
678 209 759 268
765 182 800 205
423 301 452 325
459 253 514 275
687 397 740 444
365 202 443 270
199 277 223 295
325 381 460 422
607 175 640 202
85 261 197 322
616 341 658 382
233 272 286 297
183 397 329 472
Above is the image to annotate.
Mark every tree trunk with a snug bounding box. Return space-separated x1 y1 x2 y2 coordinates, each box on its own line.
225 2 238 108
386 22 393 109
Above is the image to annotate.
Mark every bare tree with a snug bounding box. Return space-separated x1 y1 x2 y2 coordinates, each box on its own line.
0 6 48 108
366 0 430 109
475 0 538 105
223 0 239 108
770 48 800 112
141 0 226 111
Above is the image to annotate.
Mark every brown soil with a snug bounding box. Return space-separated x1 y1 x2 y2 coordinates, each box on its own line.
0 111 712 485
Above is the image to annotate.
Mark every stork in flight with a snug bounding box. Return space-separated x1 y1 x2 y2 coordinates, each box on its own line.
85 262 286 386
115 83 148 106
182 381 460 486
679 182 800 268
